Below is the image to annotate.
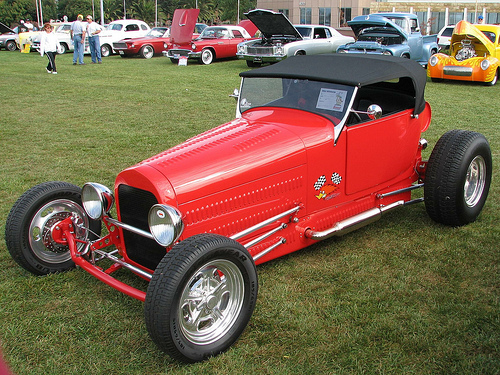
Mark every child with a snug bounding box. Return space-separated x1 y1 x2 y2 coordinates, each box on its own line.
39 23 61 74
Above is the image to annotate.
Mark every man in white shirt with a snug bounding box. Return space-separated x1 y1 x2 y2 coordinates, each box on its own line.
86 15 103 64
70 14 86 65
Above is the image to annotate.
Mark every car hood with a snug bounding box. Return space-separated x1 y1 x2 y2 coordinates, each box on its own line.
451 20 496 56
170 8 200 44
245 9 302 39
348 15 408 39
0 21 15 34
119 108 339 207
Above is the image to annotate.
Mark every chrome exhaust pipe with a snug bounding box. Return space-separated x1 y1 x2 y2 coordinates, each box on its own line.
304 200 405 240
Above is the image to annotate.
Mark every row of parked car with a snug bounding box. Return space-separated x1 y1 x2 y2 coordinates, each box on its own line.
2 9 499 85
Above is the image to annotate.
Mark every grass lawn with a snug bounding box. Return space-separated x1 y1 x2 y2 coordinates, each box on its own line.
0 51 498 375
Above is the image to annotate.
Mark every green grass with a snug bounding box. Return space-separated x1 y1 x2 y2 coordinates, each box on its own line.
0 51 499 375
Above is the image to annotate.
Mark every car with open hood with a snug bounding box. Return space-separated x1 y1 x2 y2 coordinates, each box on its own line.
337 13 438 66
236 9 354 67
0 22 19 51
428 21 500 85
5 54 491 363
164 10 253 65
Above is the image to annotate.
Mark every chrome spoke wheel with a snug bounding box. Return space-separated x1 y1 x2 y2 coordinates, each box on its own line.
464 155 486 208
179 259 244 345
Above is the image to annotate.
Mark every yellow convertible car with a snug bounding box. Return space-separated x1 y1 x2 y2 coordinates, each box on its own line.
427 21 500 85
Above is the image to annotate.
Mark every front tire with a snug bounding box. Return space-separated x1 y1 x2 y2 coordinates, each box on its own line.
485 69 498 86
140 45 154 59
424 130 492 226
6 40 17 51
5 181 101 275
145 233 258 363
200 48 214 65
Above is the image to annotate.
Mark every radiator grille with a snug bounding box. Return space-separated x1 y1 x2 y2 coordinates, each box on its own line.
247 47 274 55
118 185 166 270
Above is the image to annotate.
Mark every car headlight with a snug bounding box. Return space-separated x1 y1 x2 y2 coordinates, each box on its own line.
275 46 284 56
191 43 196 50
82 182 114 220
164 42 168 49
237 45 245 54
148 204 184 247
480 59 490 70
429 55 438 66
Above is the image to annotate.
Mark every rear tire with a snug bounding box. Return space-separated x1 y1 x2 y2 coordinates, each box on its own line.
6 40 17 51
101 44 111 57
424 130 491 226
145 233 258 363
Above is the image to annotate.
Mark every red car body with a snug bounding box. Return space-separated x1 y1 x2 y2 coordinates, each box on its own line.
165 24 254 64
112 27 170 58
6 54 491 363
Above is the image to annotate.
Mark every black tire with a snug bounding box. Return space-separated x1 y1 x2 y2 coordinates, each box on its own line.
101 44 111 57
140 45 154 59
424 130 492 226
5 181 101 275
144 233 258 363
246 60 261 68
200 48 214 65
6 40 17 51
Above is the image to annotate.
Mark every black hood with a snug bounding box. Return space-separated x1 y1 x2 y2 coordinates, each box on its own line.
245 9 302 39
0 21 15 34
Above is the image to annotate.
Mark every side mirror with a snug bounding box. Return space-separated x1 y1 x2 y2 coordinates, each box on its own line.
367 104 382 120
229 88 239 100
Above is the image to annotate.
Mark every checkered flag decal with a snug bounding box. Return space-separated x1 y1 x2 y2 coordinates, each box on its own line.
314 175 327 190
331 172 342 185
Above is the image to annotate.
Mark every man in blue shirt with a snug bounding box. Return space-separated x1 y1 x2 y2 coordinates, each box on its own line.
70 14 86 65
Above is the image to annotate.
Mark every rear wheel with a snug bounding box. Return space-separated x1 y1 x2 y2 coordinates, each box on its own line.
424 130 492 226
145 233 258 363
101 44 111 57
140 45 154 59
5 181 101 275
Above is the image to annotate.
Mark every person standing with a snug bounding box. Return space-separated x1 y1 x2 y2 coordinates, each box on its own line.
70 14 86 65
39 23 61 74
86 15 103 64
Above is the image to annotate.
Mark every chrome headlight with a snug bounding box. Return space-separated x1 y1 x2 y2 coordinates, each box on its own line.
82 182 114 220
191 43 196 50
429 55 438 67
275 46 284 56
480 59 490 70
148 204 184 247
237 45 245 54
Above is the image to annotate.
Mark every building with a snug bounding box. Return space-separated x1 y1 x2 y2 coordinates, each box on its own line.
255 0 500 33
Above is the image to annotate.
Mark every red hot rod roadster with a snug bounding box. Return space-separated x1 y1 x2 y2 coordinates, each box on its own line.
5 54 491 363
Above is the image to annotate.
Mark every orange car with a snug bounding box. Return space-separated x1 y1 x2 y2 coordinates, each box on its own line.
427 21 500 85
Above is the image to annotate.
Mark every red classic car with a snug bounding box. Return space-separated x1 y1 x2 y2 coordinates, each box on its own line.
112 27 170 58
164 24 253 64
5 54 491 363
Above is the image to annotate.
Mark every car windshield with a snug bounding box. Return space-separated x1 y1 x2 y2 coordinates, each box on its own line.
481 31 496 43
239 77 355 125
147 27 168 37
200 27 229 39
386 17 411 33
296 27 312 38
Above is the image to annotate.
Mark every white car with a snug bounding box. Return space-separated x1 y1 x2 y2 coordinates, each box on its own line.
31 22 75 54
99 19 150 57
236 9 354 67
437 25 455 50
